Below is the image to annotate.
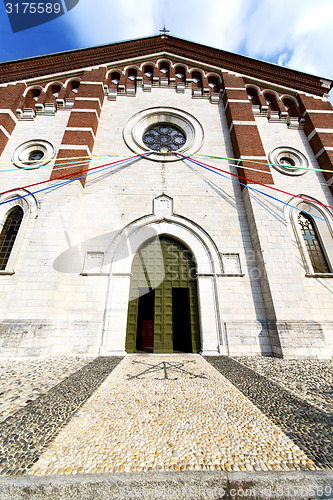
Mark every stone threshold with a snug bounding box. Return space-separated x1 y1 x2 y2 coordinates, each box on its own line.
0 470 332 499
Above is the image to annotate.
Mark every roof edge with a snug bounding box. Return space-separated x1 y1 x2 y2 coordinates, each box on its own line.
0 34 331 95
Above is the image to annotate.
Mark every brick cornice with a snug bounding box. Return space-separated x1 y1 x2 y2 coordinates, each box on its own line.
0 36 331 97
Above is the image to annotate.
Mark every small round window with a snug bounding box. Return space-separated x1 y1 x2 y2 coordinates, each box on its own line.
12 140 55 169
143 124 186 152
279 157 295 168
28 150 45 162
269 146 309 176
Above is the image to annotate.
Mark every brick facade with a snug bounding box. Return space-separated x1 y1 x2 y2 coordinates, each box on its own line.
50 68 106 185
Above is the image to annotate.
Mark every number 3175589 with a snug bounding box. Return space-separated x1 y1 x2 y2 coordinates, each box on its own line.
5 3 61 14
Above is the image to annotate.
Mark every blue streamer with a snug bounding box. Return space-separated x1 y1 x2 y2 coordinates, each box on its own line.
181 155 333 225
0 153 149 206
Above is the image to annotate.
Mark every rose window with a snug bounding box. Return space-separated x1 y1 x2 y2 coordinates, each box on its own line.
143 124 186 152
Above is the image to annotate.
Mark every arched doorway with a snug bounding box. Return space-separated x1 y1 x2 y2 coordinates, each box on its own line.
125 236 201 353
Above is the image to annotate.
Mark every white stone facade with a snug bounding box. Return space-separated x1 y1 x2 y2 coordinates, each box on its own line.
0 53 332 359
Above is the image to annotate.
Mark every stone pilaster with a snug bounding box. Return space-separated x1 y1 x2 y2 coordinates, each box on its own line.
297 94 333 195
221 72 274 185
50 67 106 186
0 83 25 156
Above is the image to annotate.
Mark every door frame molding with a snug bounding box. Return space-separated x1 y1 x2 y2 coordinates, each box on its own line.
100 212 224 355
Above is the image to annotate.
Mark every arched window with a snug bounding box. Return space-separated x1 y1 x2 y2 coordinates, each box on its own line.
175 65 186 83
159 61 169 74
247 87 261 107
110 71 120 86
142 65 154 91
282 97 299 118
246 87 261 114
297 212 330 273
191 71 202 87
25 88 41 109
264 92 279 111
63 80 80 101
71 81 80 94
208 75 220 94
48 84 61 100
126 68 137 92
0 206 24 271
143 65 154 83
159 62 170 85
191 71 203 96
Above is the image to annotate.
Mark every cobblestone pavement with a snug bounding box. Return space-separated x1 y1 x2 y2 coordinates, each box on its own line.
237 356 333 414
206 357 333 470
0 357 94 423
0 354 332 478
0 357 122 475
27 355 316 476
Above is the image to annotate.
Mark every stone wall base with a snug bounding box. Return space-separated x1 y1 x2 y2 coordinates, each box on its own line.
223 321 273 357
268 321 333 359
0 319 331 359
0 320 102 358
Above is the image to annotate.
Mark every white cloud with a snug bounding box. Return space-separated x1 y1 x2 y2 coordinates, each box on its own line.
159 0 253 53
64 0 333 99
64 0 158 47
242 0 333 79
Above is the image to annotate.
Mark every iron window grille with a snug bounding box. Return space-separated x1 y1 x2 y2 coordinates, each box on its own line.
0 206 23 271
143 124 186 153
298 212 330 273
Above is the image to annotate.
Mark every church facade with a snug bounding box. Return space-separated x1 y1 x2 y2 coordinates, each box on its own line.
0 35 332 359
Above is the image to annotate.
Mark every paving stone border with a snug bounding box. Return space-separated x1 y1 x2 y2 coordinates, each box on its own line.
237 356 333 414
205 357 333 470
0 470 332 500
0 357 123 476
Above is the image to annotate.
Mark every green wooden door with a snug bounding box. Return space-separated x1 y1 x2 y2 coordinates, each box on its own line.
125 236 200 353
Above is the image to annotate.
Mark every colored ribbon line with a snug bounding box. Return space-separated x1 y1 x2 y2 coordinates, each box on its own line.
178 153 333 212
1 150 332 226
0 154 130 173
178 153 333 225
0 153 149 198
193 153 333 175
202 157 332 190
0 153 149 206
1 151 333 175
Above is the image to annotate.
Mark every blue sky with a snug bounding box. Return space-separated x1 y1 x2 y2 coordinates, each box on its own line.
0 0 333 94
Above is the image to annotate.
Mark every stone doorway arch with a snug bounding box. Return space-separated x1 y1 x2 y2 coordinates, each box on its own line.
125 236 201 353
100 214 224 356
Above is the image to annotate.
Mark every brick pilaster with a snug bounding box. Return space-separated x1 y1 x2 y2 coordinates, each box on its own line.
0 83 25 156
221 72 274 185
297 94 333 195
50 67 106 186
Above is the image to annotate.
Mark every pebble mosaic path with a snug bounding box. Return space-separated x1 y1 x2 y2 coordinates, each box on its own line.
27 355 317 476
0 357 122 475
0 357 94 423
